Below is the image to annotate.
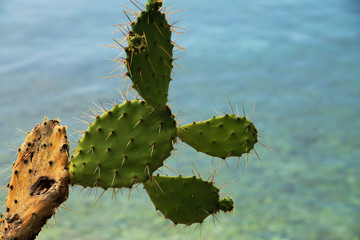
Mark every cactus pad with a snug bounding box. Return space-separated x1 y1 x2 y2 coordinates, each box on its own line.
144 175 234 225
125 0 173 111
4 119 70 240
68 100 177 189
219 196 235 212
177 114 258 159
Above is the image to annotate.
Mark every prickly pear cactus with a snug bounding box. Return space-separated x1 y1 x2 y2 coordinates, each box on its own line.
125 0 173 111
144 175 234 225
0 0 268 238
68 100 177 189
177 114 258 159
4 119 70 240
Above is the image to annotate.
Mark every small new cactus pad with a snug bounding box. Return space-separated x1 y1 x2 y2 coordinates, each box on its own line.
144 175 234 225
4 119 70 240
68 100 177 189
125 0 173 111
177 114 258 159
219 196 235 212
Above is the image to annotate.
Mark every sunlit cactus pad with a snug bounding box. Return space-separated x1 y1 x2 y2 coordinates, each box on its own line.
144 175 234 225
125 0 173 111
177 114 258 159
68 100 177 189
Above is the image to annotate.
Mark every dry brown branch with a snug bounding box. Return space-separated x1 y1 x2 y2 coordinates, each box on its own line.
2 119 70 240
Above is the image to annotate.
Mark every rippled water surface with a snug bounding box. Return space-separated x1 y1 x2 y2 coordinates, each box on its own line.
0 0 359 239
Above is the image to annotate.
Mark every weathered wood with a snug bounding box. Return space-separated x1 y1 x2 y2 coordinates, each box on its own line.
3 119 70 240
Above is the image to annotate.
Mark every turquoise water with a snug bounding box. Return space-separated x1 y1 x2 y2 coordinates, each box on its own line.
1 0 359 239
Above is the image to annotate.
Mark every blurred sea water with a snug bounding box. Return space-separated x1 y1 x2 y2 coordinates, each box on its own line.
0 0 359 239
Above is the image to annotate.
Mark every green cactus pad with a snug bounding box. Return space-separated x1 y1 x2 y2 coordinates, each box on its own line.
144 175 234 225
177 114 258 159
219 196 235 212
68 100 176 189
125 0 173 111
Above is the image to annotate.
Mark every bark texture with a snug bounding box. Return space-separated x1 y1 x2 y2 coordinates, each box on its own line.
3 119 70 240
